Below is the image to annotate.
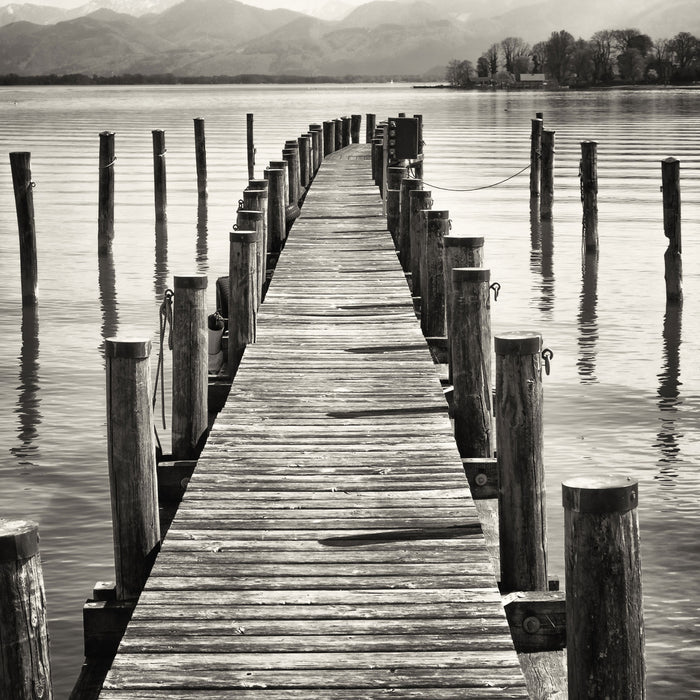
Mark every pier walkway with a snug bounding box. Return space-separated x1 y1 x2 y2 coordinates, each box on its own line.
100 145 529 697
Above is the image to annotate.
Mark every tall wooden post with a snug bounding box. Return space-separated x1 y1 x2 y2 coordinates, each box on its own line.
351 114 362 143
228 230 258 370
540 130 555 219
386 165 406 245
172 275 208 460
563 476 645 699
372 138 384 189
399 178 422 271
105 338 160 601
580 140 598 251
413 114 424 180
9 151 38 306
0 519 53 699
309 124 323 172
194 117 207 197
449 268 493 458
265 167 285 255
323 120 335 156
495 332 548 593
246 113 255 180
244 184 268 290
237 209 264 309
530 118 543 198
409 189 432 298
366 113 376 143
152 129 167 223
298 134 312 189
98 131 115 250
334 118 343 151
662 157 682 303
421 210 449 338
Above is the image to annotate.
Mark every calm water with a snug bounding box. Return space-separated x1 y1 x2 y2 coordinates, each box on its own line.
1 85 699 697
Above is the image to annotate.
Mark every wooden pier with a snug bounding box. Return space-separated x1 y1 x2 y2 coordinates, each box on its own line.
98 145 529 697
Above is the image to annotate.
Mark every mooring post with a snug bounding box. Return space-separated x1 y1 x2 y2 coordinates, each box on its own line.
172 275 208 461
339 117 349 148
399 178 422 271
9 151 38 306
331 118 341 151
540 129 555 219
530 118 543 198
449 267 493 458
309 124 323 172
298 134 312 189
386 165 407 245
350 114 362 143
98 131 115 250
580 140 598 251
0 519 53 699
323 120 335 156
193 117 207 197
372 137 384 189
237 209 264 309
105 338 160 601
563 476 645 699
366 113 376 143
283 142 301 206
413 114 424 180
246 112 255 180
265 167 285 255
228 229 259 371
244 185 268 291
421 210 450 338
495 332 548 593
152 129 167 223
409 189 433 299
661 156 682 303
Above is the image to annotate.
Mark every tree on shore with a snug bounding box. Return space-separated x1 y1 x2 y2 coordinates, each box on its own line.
446 59 476 87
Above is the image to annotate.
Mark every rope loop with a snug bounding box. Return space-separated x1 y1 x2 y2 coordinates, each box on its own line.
421 162 531 193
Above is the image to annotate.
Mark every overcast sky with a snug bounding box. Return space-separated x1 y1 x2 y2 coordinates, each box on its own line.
16 0 368 8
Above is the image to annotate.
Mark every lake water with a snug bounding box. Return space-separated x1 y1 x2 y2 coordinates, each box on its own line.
1 84 699 697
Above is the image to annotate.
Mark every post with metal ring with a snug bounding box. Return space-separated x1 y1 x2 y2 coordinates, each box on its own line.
10 151 38 306
98 131 116 250
152 129 167 223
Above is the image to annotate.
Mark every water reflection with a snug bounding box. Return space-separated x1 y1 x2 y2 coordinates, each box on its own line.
97 244 119 350
654 301 683 481
196 195 208 275
12 305 41 463
577 251 599 383
154 219 169 298
529 197 554 317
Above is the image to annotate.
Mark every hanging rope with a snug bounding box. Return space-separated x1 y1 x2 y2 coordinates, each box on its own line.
153 288 174 437
416 162 532 193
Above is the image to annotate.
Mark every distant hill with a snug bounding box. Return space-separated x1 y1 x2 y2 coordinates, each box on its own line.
0 0 698 78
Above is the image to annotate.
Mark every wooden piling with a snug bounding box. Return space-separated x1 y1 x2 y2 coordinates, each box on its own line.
0 519 53 699
246 113 255 180
309 124 323 173
662 157 682 303
386 165 406 245
540 130 555 220
244 185 268 283
334 118 343 151
580 140 598 251
193 117 207 196
530 118 543 198
172 275 208 461
495 332 548 593
283 142 301 206
563 476 645 699
228 230 258 369
98 131 115 249
264 167 285 254
152 129 167 223
366 113 376 143
298 134 312 189
323 121 335 156
351 114 362 143
421 210 449 338
237 209 264 308
372 138 383 189
449 267 493 459
9 151 38 305
399 178 422 271
340 117 350 148
413 114 424 180
105 338 160 601
409 189 432 298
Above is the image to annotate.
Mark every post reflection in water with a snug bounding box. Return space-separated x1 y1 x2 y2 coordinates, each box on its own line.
577 251 599 383
154 218 169 298
98 243 119 350
529 197 554 316
654 301 683 481
12 305 41 463
196 194 208 276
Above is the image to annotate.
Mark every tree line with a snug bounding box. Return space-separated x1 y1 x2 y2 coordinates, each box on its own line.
446 29 700 87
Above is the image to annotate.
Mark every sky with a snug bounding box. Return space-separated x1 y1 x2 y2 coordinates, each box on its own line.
10 0 368 9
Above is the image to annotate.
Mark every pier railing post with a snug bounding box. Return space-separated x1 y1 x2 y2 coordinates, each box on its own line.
421 210 449 338
661 156 682 302
237 209 264 309
243 185 269 292
351 114 362 143
0 519 53 699
399 177 422 271
530 118 543 198
580 140 598 251
563 476 645 699
334 118 343 151
495 332 548 593
9 151 38 306
283 143 301 207
298 134 312 189
540 129 555 219
152 129 167 223
105 338 160 601
246 113 255 180
323 120 335 156
309 124 323 172
265 167 286 255
408 189 433 299
172 275 208 461
228 230 259 372
366 113 376 143
98 131 115 250
194 117 207 197
449 268 493 458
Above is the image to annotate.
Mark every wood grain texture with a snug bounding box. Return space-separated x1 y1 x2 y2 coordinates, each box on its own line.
100 144 527 697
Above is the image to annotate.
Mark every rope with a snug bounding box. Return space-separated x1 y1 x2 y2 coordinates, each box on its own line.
153 288 174 436
416 162 531 193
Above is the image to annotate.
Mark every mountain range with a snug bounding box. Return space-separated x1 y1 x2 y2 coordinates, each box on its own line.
0 0 698 78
